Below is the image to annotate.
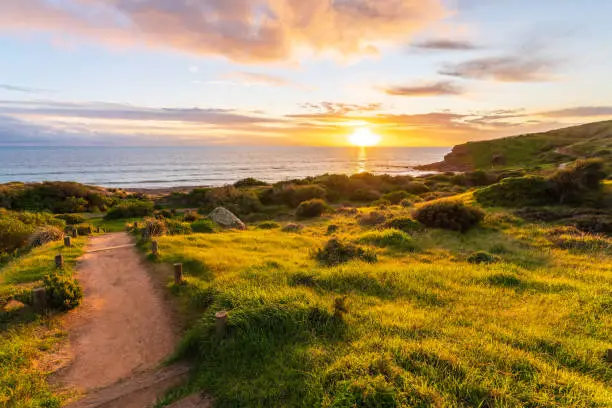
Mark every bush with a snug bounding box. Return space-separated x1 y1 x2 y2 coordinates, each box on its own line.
467 251 499 264
383 217 422 233
571 215 612 235
357 229 417 251
143 217 167 239
234 178 269 188
349 189 381 202
282 223 304 233
0 218 34 254
183 212 200 222
414 200 484 232
475 176 557 207
258 221 280 230
76 224 94 236
382 191 411 205
55 213 86 225
400 198 413 208
551 159 607 204
43 271 82 310
165 219 192 235
315 238 377 266
296 199 327 218
105 200 154 220
192 219 216 233
28 226 64 248
327 224 339 234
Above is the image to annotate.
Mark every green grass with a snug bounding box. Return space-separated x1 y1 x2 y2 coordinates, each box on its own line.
89 216 133 232
146 207 612 407
0 239 86 407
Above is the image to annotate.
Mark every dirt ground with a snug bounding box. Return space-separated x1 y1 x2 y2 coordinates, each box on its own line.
51 233 185 406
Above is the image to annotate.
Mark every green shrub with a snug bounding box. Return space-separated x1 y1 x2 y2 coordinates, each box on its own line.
315 238 378 266
475 176 557 207
183 212 200 222
383 217 422 233
234 178 269 188
414 200 484 232
192 219 216 233
358 212 387 227
165 219 192 235
551 159 607 204
357 229 417 251
349 189 381 202
55 213 86 225
571 215 612 235
258 221 280 230
399 198 413 208
43 271 82 310
327 224 339 234
550 232 612 252
143 217 167 238
105 200 154 220
0 218 34 254
296 199 327 218
467 251 499 264
76 224 93 236
27 226 64 248
382 191 411 205
202 186 263 215
282 223 304 233
372 199 391 208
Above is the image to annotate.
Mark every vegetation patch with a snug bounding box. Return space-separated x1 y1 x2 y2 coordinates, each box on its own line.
414 200 484 232
467 251 499 264
315 238 378 266
296 198 327 218
105 199 154 220
357 229 418 251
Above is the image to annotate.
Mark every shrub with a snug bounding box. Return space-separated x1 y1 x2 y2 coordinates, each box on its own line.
76 224 94 236
357 229 417 251
327 224 339 234
383 217 422 233
258 221 280 230
315 238 377 266
192 219 216 233
467 251 499 264
165 219 192 235
284 185 328 208
143 217 167 239
234 178 269 188
43 272 82 310
372 199 391 208
0 218 34 254
28 226 64 248
414 200 484 232
358 211 386 227
55 213 86 225
475 176 557 207
349 189 381 202
400 198 413 208
105 200 154 220
282 223 304 233
571 215 612 235
183 212 200 222
202 186 263 215
296 199 327 218
551 159 607 204
382 191 411 205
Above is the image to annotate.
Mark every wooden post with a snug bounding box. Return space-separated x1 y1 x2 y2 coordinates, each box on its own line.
607 349 612 363
64 236 72 247
55 254 64 268
96 226 101 233
72 228 78 238
215 311 228 337
134 221 139 229
152 241 159 256
174 263 183 285
32 287 47 312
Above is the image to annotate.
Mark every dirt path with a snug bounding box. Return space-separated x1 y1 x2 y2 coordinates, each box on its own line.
52 232 182 406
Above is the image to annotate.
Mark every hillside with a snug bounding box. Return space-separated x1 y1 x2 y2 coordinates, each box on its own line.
416 120 612 171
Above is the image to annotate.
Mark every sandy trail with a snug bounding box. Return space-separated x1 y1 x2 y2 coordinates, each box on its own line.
53 232 178 395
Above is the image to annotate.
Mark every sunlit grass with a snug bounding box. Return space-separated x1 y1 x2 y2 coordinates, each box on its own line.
148 209 612 407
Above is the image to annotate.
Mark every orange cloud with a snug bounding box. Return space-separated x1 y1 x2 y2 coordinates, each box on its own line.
0 0 449 62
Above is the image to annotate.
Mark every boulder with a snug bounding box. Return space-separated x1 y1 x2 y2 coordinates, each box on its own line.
209 207 246 230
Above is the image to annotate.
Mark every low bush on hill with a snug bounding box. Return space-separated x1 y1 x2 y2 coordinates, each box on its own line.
314 238 377 266
234 178 269 188
0 210 66 256
43 271 82 310
105 200 154 220
192 219 216 233
28 226 64 248
261 184 328 208
381 190 411 205
296 199 327 218
55 213 86 225
467 251 499 264
475 176 557 207
183 212 200 222
357 211 387 227
551 158 607 204
257 221 280 230
414 200 484 232
349 189 381 202
383 217 422 233
357 229 418 251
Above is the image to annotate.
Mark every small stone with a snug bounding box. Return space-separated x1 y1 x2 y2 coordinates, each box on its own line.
208 207 246 230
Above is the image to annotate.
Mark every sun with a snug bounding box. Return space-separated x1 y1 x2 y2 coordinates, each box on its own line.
348 127 382 147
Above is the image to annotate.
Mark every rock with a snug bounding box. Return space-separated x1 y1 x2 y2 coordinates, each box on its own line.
208 207 246 230
282 223 304 233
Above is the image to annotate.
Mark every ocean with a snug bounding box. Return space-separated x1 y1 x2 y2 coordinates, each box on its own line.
0 146 449 188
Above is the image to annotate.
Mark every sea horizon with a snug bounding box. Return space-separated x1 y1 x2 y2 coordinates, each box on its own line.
0 145 449 188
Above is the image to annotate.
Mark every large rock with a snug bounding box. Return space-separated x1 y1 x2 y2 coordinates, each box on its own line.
209 207 246 230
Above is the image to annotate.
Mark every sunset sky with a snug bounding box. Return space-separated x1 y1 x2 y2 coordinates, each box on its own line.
1 0 612 147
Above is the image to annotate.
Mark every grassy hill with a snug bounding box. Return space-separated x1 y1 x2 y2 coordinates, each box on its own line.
417 120 612 171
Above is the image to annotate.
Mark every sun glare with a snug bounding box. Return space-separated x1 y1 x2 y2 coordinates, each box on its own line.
348 127 381 147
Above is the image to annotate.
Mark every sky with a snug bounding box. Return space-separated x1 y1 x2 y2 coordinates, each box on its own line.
1 0 612 147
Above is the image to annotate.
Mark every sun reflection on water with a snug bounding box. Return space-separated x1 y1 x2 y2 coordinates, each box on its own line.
357 146 367 173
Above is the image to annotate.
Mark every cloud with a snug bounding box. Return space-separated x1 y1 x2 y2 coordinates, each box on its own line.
224 72 291 87
538 106 612 118
383 81 464 96
188 66 199 73
299 102 383 115
0 84 52 94
0 0 449 63
412 39 479 50
439 55 559 82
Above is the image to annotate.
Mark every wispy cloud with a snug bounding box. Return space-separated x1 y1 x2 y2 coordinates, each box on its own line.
0 84 53 94
538 106 612 118
224 72 291 87
411 39 479 51
383 81 464 97
0 0 449 63
439 55 559 82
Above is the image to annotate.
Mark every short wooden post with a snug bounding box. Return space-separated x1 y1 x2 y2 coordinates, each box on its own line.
72 228 78 238
151 241 159 256
64 236 72 247
174 263 183 285
134 221 139 229
606 349 612 363
215 311 228 337
96 226 101 233
55 254 64 268
32 287 47 312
